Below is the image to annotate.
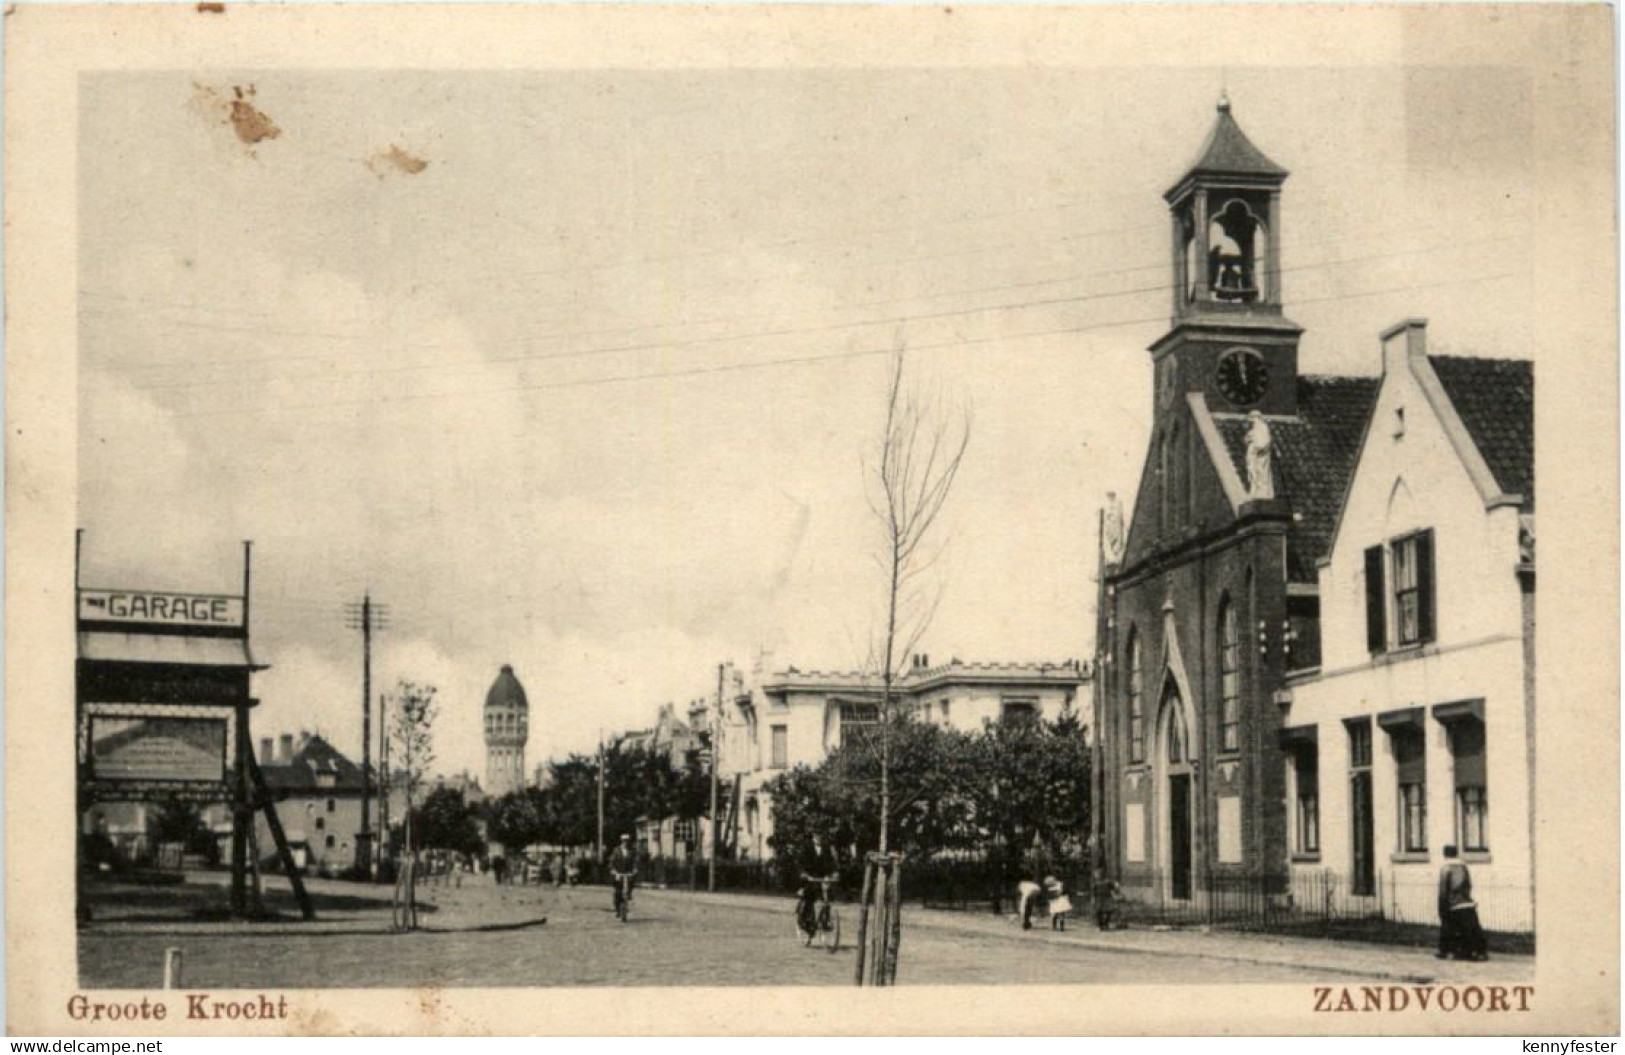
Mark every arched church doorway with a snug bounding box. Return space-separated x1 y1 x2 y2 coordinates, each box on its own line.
1157 676 1195 902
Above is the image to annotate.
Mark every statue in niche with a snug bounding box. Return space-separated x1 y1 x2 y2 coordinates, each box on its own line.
1103 491 1126 564
1245 410 1275 500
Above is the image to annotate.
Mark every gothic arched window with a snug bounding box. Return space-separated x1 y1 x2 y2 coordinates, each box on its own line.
1218 595 1241 753
1127 629 1145 764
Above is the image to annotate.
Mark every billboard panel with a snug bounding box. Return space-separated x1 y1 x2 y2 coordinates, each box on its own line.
89 715 228 783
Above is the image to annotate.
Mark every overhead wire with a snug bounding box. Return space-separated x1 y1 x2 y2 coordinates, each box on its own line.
118 229 1514 400
170 267 1522 421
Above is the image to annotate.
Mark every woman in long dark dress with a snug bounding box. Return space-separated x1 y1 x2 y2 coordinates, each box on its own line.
1437 845 1489 961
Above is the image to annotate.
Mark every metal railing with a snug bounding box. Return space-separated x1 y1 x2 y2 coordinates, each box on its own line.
1109 868 1533 948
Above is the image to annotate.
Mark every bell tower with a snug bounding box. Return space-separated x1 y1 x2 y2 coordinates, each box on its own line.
1152 93 1302 419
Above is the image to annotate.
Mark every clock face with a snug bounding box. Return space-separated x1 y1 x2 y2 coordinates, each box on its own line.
1215 348 1270 407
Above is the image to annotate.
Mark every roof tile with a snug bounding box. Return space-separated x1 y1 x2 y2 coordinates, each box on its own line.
1429 355 1534 507
1215 375 1379 582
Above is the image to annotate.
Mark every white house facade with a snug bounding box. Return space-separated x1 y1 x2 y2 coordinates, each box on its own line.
717 657 1092 860
1281 319 1534 932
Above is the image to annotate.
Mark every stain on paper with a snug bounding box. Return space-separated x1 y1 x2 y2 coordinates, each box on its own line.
192 82 282 153
367 145 430 178
228 85 281 145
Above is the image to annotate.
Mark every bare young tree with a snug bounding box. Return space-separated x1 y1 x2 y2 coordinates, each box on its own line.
866 334 971 853
390 678 438 932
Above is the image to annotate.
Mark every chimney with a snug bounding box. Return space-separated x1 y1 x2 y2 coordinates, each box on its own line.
279 734 294 762
1380 317 1428 375
260 737 273 762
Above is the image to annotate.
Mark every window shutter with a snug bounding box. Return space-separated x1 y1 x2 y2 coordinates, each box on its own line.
1416 529 1436 643
1451 720 1486 788
1394 728 1426 784
1364 545 1386 653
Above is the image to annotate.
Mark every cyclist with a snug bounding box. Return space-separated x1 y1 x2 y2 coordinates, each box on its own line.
608 834 639 916
795 833 839 934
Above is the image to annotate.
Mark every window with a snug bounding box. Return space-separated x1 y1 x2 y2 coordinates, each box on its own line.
325 834 336 849
1159 432 1170 535
1365 530 1435 653
1392 535 1421 645
1218 598 1240 753
1126 631 1145 764
839 702 879 749
1295 748 1320 854
940 699 952 723
1450 719 1488 852
1349 720 1372 768
1165 710 1185 763
315 817 325 831
673 819 695 843
1001 699 1038 728
770 725 788 769
1393 728 1427 853
326 798 336 813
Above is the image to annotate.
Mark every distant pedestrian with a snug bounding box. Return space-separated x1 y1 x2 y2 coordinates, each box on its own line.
1092 870 1120 931
492 854 508 886
1437 846 1489 961
1015 874 1042 930
1043 875 1071 931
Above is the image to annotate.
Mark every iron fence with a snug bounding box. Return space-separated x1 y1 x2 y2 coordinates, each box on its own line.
570 852 1537 951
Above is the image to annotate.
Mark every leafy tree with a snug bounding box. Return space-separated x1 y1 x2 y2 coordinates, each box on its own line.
530 738 712 859
968 710 1092 864
488 789 544 854
767 714 981 864
538 754 598 849
413 787 484 855
673 739 713 849
767 709 1091 869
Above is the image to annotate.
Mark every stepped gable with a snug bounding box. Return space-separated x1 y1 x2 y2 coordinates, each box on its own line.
1429 355 1534 508
1214 374 1380 582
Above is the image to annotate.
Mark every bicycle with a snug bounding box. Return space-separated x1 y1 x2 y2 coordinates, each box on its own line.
796 876 841 952
612 871 634 922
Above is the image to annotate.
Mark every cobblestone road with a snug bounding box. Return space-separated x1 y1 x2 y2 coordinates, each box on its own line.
80 878 1405 989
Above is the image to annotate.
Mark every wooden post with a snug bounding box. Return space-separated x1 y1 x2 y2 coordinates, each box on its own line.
230 704 250 916
869 860 890 987
163 948 184 989
884 856 903 985
852 855 875 986
247 745 315 920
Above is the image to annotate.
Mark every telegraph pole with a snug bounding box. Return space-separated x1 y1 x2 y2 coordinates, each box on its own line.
344 595 389 877
708 664 723 892
595 730 606 861
378 692 390 869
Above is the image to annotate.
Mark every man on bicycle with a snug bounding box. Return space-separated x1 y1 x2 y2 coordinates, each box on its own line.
609 834 639 915
795 833 839 933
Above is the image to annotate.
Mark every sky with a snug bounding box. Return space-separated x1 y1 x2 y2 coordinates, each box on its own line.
76 61 1570 780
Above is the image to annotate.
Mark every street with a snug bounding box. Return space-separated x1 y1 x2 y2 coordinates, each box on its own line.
79 876 1518 989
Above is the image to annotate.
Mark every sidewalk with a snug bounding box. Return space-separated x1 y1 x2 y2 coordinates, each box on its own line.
637 886 1534 985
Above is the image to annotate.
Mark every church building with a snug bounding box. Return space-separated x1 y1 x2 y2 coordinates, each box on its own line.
1094 98 1535 931
1093 97 1380 901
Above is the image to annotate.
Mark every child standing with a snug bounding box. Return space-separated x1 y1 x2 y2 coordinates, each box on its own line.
1043 875 1072 931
